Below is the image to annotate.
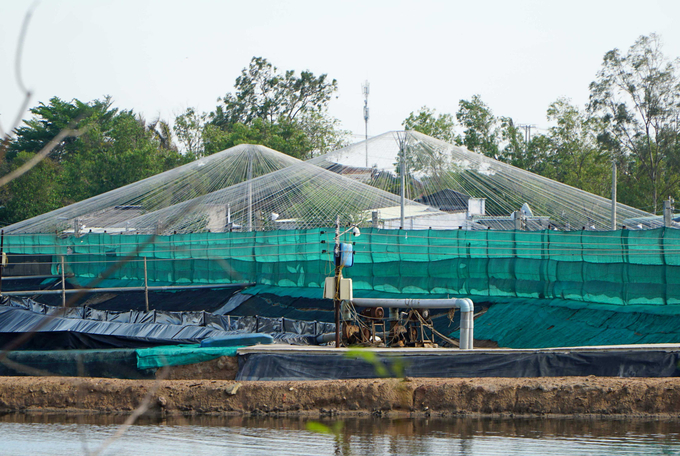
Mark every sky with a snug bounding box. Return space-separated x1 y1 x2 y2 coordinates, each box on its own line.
2 0 680 142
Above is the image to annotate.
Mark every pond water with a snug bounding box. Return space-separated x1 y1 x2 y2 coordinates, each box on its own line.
1 413 679 455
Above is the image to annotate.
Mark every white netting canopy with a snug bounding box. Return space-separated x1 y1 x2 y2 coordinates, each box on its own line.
309 131 652 230
4 131 657 235
4 144 300 234
106 160 439 234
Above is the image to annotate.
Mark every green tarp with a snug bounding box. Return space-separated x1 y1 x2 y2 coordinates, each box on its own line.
135 344 240 370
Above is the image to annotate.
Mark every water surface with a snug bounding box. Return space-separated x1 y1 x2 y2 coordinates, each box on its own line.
1 413 679 455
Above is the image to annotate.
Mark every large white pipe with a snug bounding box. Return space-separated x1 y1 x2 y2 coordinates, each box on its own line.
350 297 474 350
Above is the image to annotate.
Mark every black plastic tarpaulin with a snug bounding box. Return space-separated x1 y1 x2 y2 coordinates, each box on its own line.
0 305 242 349
0 297 334 350
236 348 680 381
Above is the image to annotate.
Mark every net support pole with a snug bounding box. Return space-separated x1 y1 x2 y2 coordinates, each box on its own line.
664 198 673 227
334 215 341 348
400 143 405 230
144 256 149 312
247 154 253 232
0 230 4 296
611 160 617 230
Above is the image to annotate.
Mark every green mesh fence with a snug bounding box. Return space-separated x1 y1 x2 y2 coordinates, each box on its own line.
457 298 680 348
4 227 680 307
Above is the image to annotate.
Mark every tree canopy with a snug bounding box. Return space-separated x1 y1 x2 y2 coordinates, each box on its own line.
0 97 186 225
202 57 348 160
402 106 456 143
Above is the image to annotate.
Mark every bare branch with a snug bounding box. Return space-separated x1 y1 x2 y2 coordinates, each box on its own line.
0 3 38 152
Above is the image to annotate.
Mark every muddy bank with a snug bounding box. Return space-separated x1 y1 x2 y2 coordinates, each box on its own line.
1 376 680 417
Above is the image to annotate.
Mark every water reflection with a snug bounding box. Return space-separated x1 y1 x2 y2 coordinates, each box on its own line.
1 413 679 456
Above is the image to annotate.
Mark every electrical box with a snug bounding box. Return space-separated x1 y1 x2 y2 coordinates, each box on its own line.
323 277 353 300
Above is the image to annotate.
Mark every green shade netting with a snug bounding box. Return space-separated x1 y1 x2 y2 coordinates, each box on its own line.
5 227 680 307
456 298 680 348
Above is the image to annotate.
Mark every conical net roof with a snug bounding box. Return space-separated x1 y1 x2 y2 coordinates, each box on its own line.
108 160 438 234
4 144 300 234
309 131 651 230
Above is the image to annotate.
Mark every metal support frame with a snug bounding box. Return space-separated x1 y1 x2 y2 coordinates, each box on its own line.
351 297 475 350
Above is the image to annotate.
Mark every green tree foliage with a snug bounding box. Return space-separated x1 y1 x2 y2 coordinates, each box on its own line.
204 57 348 159
0 97 185 224
173 107 206 157
456 95 500 159
589 34 680 213
0 152 62 225
402 106 456 143
6 96 115 162
499 116 527 167
540 99 611 196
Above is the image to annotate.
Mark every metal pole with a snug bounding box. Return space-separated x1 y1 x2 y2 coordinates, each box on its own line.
247 154 253 232
61 255 66 307
400 143 405 229
664 198 673 227
144 256 149 312
362 81 369 168
611 160 617 230
334 215 341 348
0 230 4 296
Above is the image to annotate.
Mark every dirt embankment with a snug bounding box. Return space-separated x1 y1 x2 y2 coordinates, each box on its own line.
1 376 680 417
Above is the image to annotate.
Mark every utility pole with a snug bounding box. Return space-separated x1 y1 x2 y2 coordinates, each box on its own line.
362 81 370 168
517 124 536 145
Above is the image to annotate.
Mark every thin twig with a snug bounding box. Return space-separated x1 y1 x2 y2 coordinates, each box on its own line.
0 2 38 154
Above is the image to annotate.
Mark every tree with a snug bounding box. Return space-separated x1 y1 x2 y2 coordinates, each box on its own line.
499 116 527 166
1 97 185 224
214 57 338 126
206 57 347 159
173 107 206 157
543 99 611 196
61 109 184 202
0 152 63 224
6 96 115 162
456 95 500 159
402 106 456 143
589 34 680 213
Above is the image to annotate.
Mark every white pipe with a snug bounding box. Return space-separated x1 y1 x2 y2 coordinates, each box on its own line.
351 298 472 312
350 297 474 350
